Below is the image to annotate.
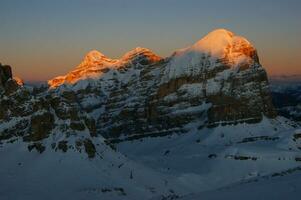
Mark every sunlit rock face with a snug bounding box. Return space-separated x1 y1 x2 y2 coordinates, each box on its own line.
48 48 162 88
1 29 276 141
48 50 119 88
120 47 162 65
13 77 24 86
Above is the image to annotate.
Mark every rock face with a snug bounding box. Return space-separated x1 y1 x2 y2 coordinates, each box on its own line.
0 63 20 94
0 63 12 88
1 29 276 144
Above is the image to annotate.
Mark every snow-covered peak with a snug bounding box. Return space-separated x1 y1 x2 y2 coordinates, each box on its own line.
120 47 162 63
121 47 152 57
176 28 254 59
163 29 258 81
78 50 118 69
192 29 235 57
48 47 161 88
48 50 119 88
84 50 107 62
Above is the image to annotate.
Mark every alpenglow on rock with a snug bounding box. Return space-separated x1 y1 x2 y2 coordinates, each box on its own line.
1 29 276 142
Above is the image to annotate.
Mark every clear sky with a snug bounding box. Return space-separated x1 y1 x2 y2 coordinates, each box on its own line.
0 0 300 81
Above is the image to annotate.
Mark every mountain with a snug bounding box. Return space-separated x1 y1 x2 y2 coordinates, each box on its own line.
47 28 276 138
1 29 301 200
48 47 162 88
270 74 301 84
269 76 301 121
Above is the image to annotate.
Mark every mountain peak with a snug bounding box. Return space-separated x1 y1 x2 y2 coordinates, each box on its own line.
84 50 106 61
122 47 160 58
191 28 252 58
121 47 162 64
127 47 151 53
203 28 234 38
80 50 115 66
48 50 118 88
163 29 259 82
48 47 162 88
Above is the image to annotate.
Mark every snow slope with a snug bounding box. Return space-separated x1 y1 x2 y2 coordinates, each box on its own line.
116 117 301 199
180 170 301 200
0 135 189 200
1 116 301 199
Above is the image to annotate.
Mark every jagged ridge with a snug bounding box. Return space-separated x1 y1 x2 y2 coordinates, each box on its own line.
48 47 162 88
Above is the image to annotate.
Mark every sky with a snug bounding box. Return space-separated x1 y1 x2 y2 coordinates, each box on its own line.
0 0 300 81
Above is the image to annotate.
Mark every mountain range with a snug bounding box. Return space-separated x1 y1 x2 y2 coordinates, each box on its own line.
0 29 300 200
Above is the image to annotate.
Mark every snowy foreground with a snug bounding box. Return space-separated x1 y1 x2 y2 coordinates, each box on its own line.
1 117 301 200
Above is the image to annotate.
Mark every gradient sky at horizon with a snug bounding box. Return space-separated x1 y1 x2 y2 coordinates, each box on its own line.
0 0 300 81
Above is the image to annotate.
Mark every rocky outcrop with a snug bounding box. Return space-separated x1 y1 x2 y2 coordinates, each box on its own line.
0 63 21 94
0 63 12 88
